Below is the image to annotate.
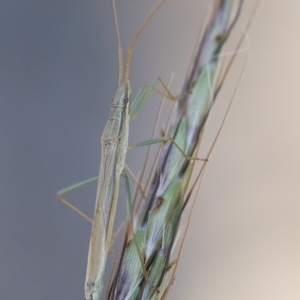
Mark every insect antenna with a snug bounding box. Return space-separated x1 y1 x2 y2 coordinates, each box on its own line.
112 0 167 85
111 0 124 86
124 0 167 82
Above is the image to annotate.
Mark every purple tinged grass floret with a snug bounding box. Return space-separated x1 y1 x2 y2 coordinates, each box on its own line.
108 1 244 299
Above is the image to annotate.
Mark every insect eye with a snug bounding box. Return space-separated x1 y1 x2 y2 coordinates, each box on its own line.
123 96 129 104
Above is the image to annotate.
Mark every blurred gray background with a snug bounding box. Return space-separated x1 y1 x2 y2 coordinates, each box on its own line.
1 0 300 299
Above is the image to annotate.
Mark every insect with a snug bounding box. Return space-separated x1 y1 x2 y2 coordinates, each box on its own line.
56 0 199 299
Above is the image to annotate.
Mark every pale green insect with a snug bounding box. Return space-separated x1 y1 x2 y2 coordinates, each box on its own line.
56 0 194 299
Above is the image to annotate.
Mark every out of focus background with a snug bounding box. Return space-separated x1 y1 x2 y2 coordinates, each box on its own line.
1 0 299 299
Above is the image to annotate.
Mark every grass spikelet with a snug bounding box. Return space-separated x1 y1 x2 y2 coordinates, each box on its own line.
107 0 245 299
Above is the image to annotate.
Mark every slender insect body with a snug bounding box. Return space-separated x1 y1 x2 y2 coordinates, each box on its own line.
85 82 131 300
